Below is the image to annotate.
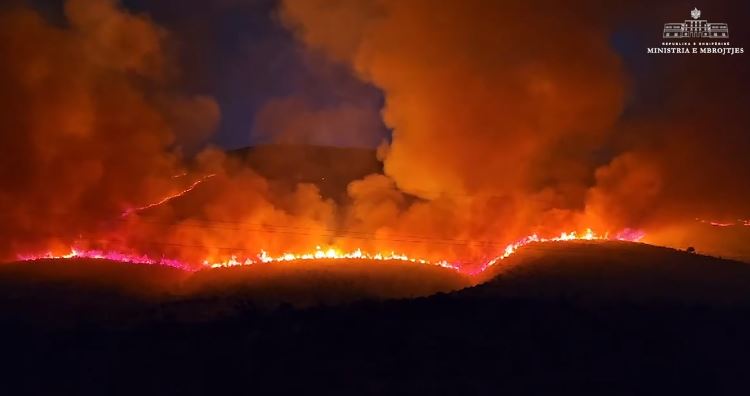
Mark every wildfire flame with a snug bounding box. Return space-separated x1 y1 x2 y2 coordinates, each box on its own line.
121 174 216 217
16 249 189 270
16 228 645 276
477 228 644 273
201 246 459 271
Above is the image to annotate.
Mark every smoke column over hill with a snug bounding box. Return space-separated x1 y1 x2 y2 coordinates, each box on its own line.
279 0 750 260
0 0 213 257
268 0 625 261
1 0 750 267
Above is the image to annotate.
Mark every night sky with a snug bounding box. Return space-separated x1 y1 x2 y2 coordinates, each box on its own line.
28 0 387 150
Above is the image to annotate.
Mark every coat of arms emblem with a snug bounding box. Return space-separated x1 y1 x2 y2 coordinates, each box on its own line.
691 8 701 20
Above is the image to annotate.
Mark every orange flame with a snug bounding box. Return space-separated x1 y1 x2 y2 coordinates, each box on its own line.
122 174 216 217
202 246 458 271
16 248 189 270
478 228 644 273
16 228 644 276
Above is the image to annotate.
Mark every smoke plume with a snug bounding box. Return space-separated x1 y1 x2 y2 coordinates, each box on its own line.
4 0 750 268
279 0 750 261
0 0 220 257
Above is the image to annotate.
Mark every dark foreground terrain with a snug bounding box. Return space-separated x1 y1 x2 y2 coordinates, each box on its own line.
3 242 750 395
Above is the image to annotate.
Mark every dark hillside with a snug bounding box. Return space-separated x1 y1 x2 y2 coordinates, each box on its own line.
3 242 750 394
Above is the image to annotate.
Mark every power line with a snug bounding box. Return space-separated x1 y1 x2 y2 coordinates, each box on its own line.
61 237 498 264
1 210 523 248
110 217 516 247
0 209 545 248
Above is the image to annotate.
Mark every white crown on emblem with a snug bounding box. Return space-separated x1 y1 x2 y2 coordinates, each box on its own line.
691 7 701 20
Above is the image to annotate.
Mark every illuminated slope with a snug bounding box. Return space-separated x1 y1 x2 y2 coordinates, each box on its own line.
469 240 750 303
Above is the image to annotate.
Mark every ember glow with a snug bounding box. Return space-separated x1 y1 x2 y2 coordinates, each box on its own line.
17 249 190 270
17 228 644 276
696 218 750 227
122 174 216 217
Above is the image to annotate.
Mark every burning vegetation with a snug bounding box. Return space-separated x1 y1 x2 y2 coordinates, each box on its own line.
17 228 644 276
1 0 749 277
